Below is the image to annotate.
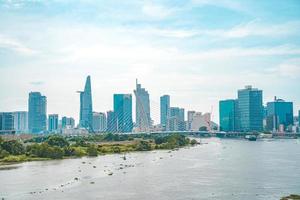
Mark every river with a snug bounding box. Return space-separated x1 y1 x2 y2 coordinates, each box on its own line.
1 138 300 200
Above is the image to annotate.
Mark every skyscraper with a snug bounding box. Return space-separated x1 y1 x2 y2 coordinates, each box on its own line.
28 92 47 134
93 112 107 132
237 86 263 132
114 94 133 133
266 97 293 131
13 111 28 133
134 79 151 131
0 112 14 134
62 116 75 129
48 114 59 132
167 107 185 131
160 95 170 128
79 76 93 131
187 111 195 131
219 99 237 132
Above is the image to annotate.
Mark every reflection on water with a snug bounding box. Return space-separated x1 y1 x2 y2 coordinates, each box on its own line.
0 138 300 200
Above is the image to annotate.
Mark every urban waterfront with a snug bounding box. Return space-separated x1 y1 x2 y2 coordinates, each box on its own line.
1 138 300 200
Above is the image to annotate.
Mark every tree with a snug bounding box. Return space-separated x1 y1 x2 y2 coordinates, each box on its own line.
87 145 98 156
1 140 25 155
190 139 197 145
135 140 152 151
46 135 69 147
199 126 208 131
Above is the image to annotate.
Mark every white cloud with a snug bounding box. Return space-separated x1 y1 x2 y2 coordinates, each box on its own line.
0 34 37 55
142 3 174 19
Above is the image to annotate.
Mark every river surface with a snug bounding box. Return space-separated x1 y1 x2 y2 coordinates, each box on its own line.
1 138 300 200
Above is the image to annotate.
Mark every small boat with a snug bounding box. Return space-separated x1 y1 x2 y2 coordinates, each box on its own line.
245 135 257 141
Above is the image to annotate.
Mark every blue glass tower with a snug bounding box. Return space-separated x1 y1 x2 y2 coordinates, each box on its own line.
79 76 93 131
28 92 47 133
237 86 263 132
114 94 133 133
160 95 170 127
266 97 293 131
219 99 237 132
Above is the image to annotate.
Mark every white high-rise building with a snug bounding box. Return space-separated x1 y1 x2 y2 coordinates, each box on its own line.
93 112 107 132
13 111 28 133
190 112 211 131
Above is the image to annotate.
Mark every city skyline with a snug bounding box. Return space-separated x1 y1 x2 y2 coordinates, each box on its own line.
0 0 300 124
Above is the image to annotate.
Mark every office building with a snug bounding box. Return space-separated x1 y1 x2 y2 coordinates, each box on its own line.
160 95 170 128
187 111 195 131
0 112 14 134
114 94 133 133
219 99 237 132
79 75 93 131
266 97 293 131
28 92 47 133
93 112 107 132
48 114 59 132
134 79 151 132
61 116 75 129
166 107 185 131
13 111 28 133
237 86 263 132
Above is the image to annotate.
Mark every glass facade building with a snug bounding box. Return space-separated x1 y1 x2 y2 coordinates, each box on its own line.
113 94 133 133
79 76 93 131
28 92 47 133
237 86 263 132
266 98 293 131
0 112 14 134
160 95 170 128
219 99 237 132
134 80 151 131
48 114 58 132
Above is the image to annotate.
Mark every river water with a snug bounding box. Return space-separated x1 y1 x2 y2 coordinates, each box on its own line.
1 138 300 200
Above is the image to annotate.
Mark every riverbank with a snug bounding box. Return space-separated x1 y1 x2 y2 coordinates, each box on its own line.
0 133 198 166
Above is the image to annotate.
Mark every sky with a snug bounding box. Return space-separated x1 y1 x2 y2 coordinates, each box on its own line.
0 0 300 125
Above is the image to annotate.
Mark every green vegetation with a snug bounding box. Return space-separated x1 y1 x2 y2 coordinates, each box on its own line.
281 194 300 200
0 133 198 165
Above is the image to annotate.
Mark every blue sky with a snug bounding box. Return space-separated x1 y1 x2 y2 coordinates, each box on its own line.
0 0 300 124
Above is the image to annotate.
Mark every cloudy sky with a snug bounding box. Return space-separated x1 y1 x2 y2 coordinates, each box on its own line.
0 0 300 124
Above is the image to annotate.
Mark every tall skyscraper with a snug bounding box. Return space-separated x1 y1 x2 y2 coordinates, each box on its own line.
237 86 263 132
79 76 93 131
134 79 151 131
48 114 59 132
219 99 237 132
0 112 14 134
266 97 293 131
13 111 28 133
93 112 107 132
160 95 170 128
62 116 75 129
28 92 47 134
114 94 133 133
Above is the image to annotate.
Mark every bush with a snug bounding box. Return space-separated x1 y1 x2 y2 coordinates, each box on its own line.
0 149 9 159
112 146 121 153
190 139 197 145
1 140 25 155
1 155 27 162
135 140 152 151
46 135 69 147
87 145 98 156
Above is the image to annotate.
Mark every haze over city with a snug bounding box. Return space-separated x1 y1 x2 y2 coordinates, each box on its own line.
1 0 300 124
